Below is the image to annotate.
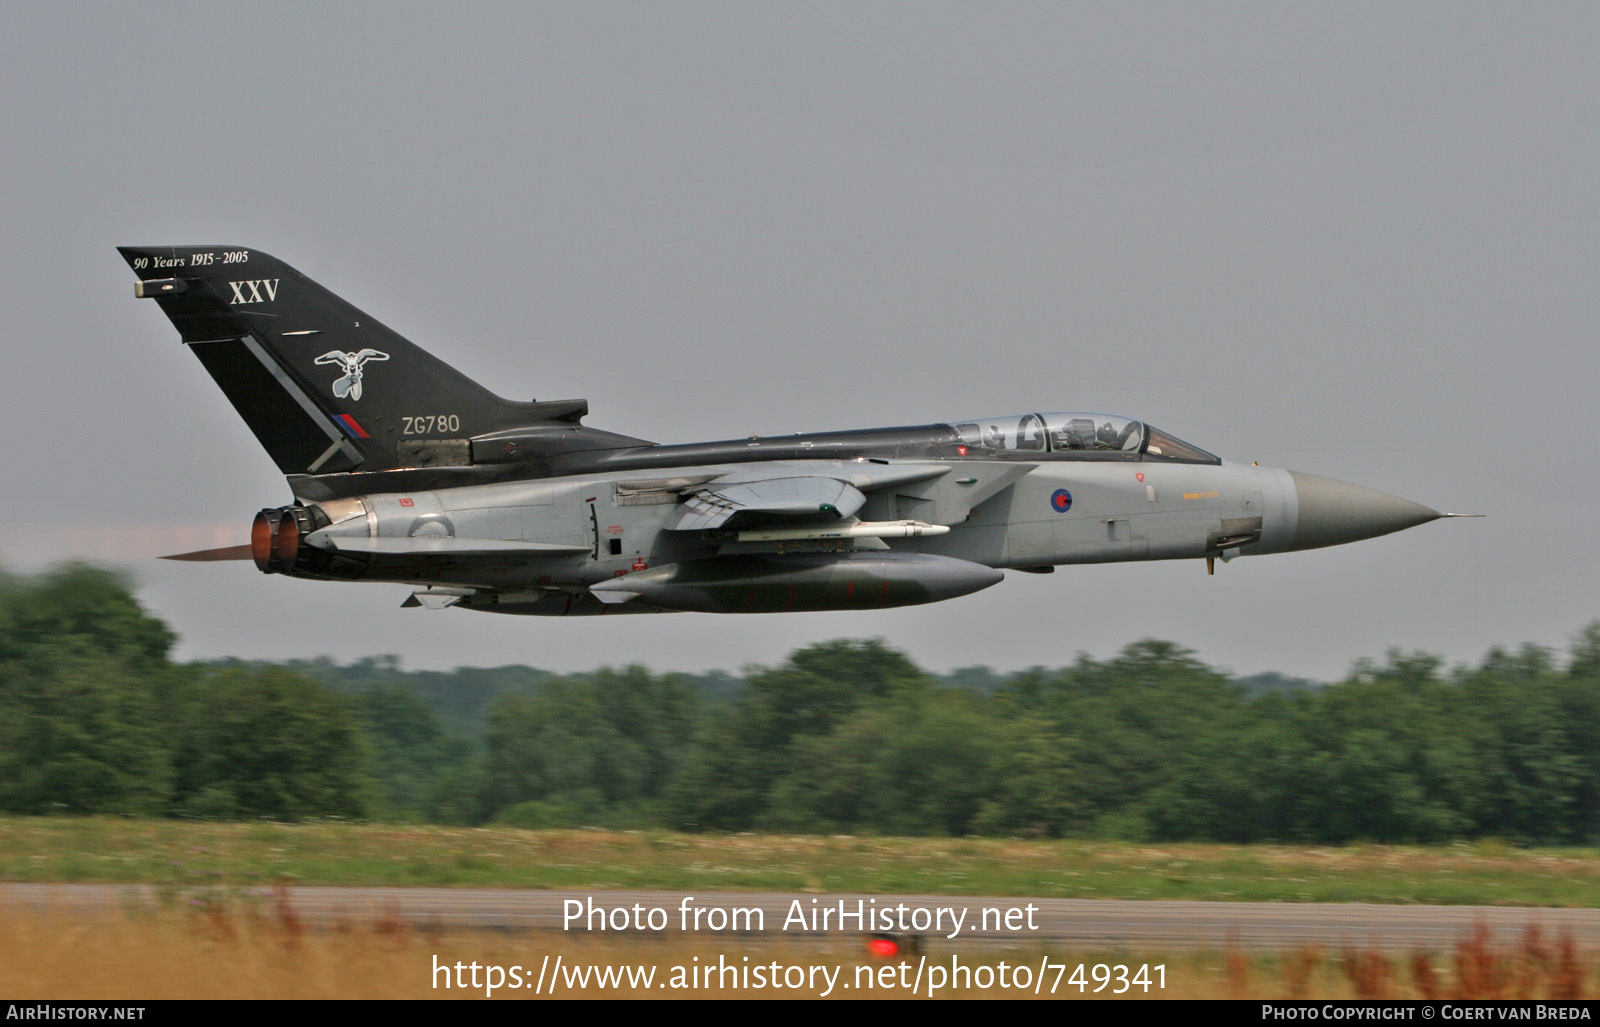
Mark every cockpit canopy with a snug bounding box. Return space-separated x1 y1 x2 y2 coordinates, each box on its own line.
943 413 1220 464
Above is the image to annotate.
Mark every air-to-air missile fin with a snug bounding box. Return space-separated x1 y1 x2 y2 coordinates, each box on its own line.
402 588 472 610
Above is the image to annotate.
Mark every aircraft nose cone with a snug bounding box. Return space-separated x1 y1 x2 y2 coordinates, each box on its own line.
1287 471 1441 552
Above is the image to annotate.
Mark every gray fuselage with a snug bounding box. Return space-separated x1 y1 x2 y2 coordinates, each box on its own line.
291 419 1437 611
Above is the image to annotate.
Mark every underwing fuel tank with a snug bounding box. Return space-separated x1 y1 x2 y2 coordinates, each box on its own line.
590 552 1005 613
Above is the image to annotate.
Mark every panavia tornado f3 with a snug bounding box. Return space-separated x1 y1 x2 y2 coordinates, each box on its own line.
121 245 1475 616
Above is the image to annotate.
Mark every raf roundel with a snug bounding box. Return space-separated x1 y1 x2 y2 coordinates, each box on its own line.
1050 489 1073 513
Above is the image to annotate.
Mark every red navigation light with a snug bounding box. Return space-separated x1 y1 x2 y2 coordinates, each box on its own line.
868 935 899 959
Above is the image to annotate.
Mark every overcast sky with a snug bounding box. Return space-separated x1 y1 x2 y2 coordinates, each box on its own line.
2 2 1595 680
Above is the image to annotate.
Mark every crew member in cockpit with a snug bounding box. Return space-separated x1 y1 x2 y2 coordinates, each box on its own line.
1097 422 1120 449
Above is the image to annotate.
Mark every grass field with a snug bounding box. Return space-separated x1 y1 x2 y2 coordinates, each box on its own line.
2 817 1598 906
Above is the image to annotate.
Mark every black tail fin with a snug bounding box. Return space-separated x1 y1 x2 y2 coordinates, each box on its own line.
119 246 641 491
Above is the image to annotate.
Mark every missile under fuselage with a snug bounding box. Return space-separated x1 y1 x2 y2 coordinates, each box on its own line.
734 520 950 542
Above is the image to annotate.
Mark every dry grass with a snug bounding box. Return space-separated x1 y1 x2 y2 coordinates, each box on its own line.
1217 927 1597 1001
2 897 1594 999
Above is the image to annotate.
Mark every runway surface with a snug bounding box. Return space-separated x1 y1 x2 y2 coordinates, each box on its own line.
5 883 1598 951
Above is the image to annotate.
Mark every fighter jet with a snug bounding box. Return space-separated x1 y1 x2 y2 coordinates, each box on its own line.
121 246 1472 615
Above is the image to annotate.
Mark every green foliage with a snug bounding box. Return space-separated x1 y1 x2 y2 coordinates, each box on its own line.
482 665 701 826
971 713 1090 837
0 566 375 822
492 799 586 829
666 638 929 831
0 566 175 815
0 649 172 816
765 688 997 835
0 564 175 672
172 667 374 820
982 640 1243 839
1559 625 1600 843
357 684 476 820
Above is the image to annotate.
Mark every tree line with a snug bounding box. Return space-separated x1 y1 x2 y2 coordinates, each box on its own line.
1 564 1596 844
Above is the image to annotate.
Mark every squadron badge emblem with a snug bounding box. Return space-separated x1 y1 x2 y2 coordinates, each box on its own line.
313 349 390 401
